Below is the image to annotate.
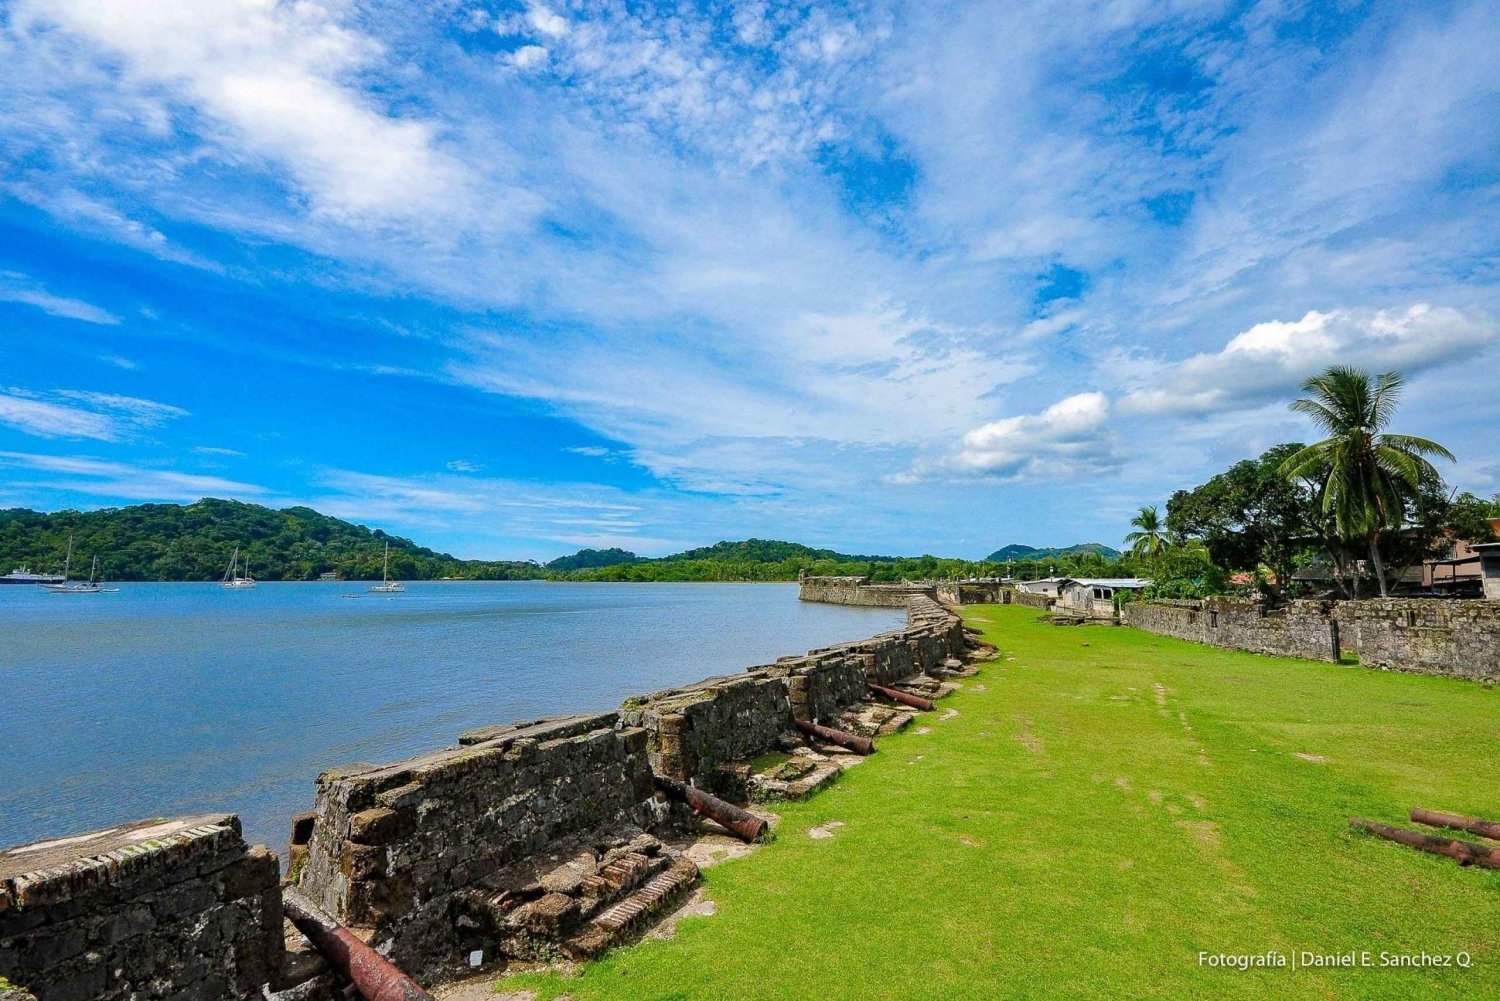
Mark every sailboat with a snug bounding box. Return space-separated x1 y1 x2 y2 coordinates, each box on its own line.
41 540 111 593
369 542 405 593
221 547 256 589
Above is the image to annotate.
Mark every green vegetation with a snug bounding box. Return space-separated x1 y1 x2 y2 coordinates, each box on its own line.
986 542 1122 562
545 548 644 572
1280 366 1455 596
1157 365 1497 598
0 499 545 581
508 605 1498 1000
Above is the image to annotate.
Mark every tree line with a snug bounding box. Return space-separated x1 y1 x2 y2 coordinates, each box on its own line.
0 500 546 581
1125 366 1499 599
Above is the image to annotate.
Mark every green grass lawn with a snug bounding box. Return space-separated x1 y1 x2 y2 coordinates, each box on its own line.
507 604 1499 1000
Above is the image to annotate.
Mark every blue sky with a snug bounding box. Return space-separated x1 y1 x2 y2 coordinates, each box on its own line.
1 0 1497 561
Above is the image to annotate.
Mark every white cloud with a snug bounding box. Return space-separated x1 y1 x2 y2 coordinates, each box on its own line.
11 0 474 225
509 45 549 70
445 459 484 472
1121 305 1495 415
926 392 1123 482
0 272 120 325
0 451 267 501
0 389 189 441
525 5 568 39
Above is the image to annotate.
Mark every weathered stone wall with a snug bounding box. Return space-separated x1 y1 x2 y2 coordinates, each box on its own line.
1008 588 1055 610
296 713 655 972
1334 599 1500 682
0 815 283 1001
1120 597 1340 662
618 672 792 792
797 575 933 607
624 596 968 794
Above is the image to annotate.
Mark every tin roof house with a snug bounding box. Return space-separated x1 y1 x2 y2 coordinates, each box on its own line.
1055 578 1152 619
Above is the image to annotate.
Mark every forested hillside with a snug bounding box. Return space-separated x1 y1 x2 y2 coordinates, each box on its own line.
0 500 545 581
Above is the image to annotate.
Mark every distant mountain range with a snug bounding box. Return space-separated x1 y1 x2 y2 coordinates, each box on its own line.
985 543 1122 562
1 498 1125 583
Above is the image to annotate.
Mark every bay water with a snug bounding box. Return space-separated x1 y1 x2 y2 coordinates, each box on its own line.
0 581 903 854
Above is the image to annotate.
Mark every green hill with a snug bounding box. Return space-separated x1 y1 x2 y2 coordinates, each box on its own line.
0 500 544 582
986 542 1122 562
545 547 642 572
662 539 898 564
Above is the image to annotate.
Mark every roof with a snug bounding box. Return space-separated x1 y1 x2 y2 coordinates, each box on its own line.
1059 578 1152 589
1472 542 1500 551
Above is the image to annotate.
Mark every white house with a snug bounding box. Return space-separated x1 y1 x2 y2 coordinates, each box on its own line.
1017 577 1066 596
1055 578 1152 618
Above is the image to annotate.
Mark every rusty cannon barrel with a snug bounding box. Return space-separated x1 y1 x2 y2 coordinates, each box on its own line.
1411 808 1500 842
653 775 768 843
282 888 435 1001
1351 818 1500 870
794 718 875 755
868 682 935 712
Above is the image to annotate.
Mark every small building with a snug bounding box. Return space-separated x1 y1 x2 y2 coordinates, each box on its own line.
1473 543 1500 600
1017 577 1065 596
1055 578 1152 618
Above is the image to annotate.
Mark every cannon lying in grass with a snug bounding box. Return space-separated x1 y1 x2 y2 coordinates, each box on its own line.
1351 818 1500 870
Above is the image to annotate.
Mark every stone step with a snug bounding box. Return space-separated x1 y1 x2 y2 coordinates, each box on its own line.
564 858 700 959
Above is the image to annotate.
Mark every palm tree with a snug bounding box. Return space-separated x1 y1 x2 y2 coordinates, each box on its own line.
1125 505 1167 567
1279 366 1454 596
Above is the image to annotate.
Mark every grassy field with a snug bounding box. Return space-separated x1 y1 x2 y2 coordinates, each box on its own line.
507 603 1499 1000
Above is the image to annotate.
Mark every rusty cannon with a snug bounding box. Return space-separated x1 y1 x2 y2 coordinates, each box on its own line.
1411 808 1500 842
1350 818 1500 870
794 718 875 755
868 682 935 712
653 775 768 843
282 888 435 1001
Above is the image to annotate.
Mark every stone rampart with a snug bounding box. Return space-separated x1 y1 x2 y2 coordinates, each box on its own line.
1120 597 1339 662
1334 599 1500 682
796 575 933 607
295 713 655 971
0 816 283 1001
618 597 967 795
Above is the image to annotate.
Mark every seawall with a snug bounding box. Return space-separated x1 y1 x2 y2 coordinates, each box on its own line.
1 592 972 999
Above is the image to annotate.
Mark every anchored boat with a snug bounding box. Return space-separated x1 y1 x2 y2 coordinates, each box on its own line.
221 547 257 589
369 542 405 593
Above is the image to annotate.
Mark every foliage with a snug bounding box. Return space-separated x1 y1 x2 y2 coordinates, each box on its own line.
1166 442 1314 589
1280 366 1454 595
1445 491 1500 544
1123 506 1166 563
986 542 1122 562
543 548 642 572
1140 543 1227 599
0 499 545 581
510 605 1500 1001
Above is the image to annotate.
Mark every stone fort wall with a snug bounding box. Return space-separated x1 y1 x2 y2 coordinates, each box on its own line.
1 593 969 999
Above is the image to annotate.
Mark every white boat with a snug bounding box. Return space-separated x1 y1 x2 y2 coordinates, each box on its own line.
41 542 109 594
2 564 64 586
221 547 257 589
369 543 405 593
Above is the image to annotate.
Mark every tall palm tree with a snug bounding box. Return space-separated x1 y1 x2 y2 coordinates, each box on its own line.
1125 505 1167 567
1279 366 1454 596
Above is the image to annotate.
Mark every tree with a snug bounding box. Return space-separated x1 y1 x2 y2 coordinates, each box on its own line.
1124 506 1167 566
1166 443 1314 590
1279 367 1455 596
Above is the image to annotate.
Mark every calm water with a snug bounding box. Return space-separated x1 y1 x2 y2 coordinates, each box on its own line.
0 581 902 855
